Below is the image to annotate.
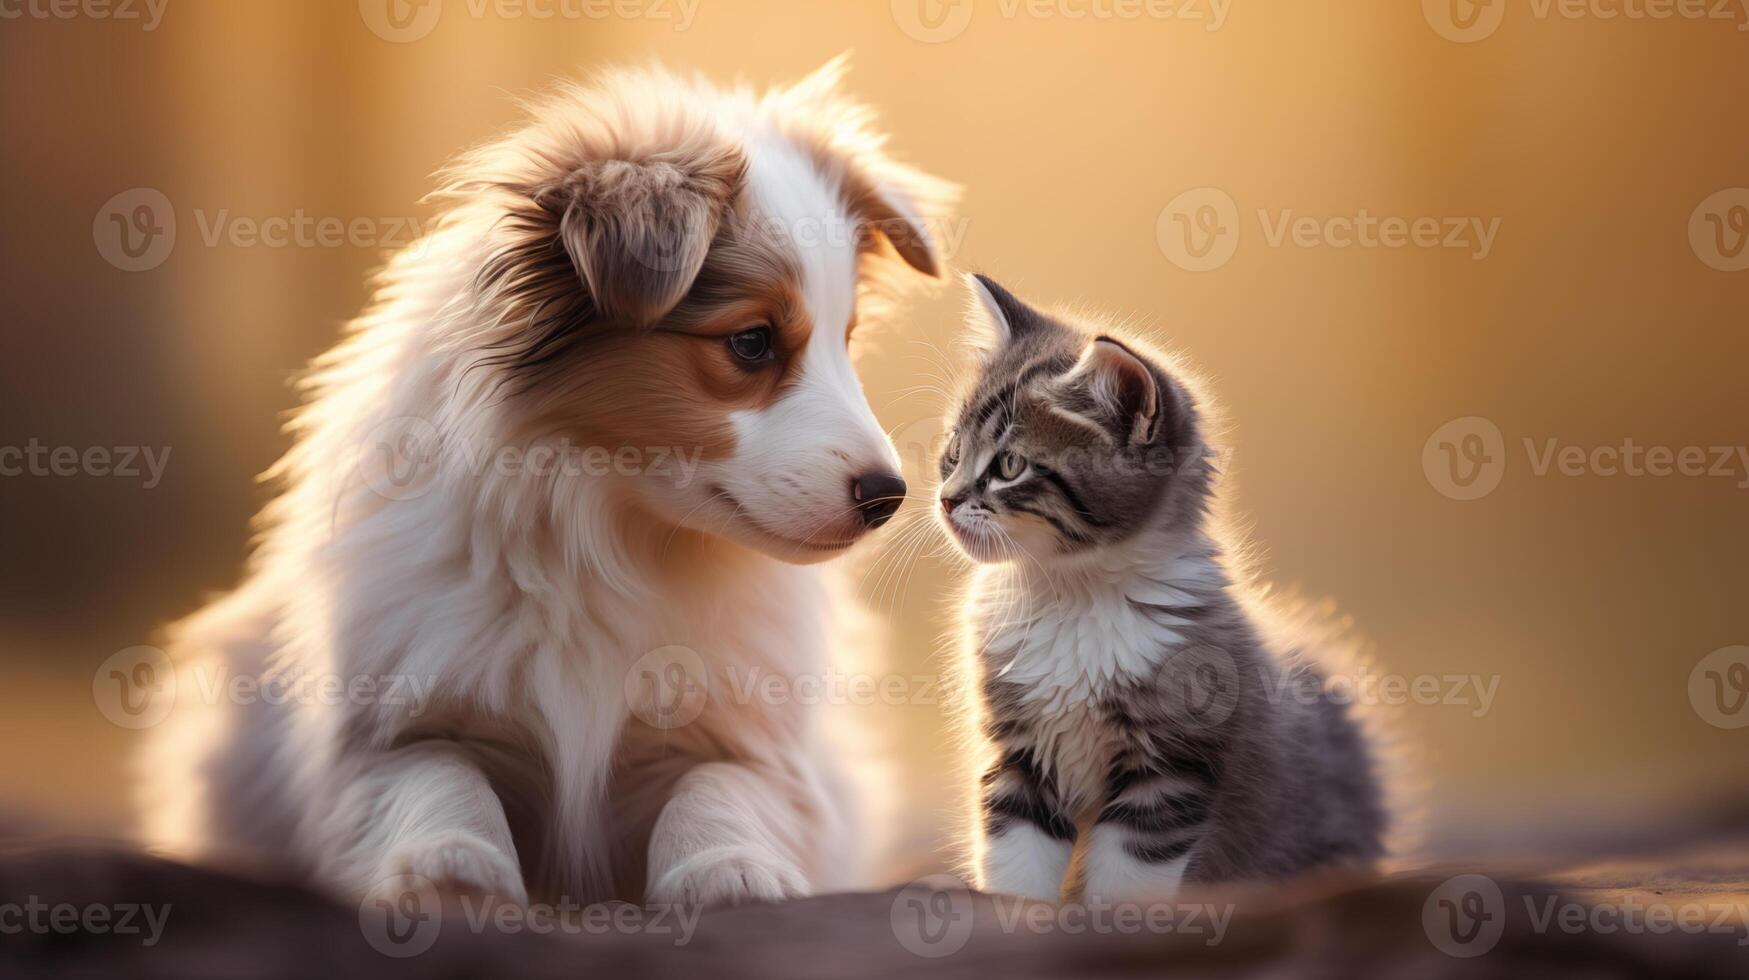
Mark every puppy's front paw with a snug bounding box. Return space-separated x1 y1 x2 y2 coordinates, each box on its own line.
647 849 808 908
382 832 528 905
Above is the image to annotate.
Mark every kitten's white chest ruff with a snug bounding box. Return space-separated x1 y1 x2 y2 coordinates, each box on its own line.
966 557 1215 811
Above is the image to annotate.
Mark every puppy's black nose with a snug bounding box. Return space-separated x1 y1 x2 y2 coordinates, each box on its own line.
851 471 907 528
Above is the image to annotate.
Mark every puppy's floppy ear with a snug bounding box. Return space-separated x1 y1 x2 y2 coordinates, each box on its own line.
964 273 1044 354
842 166 947 277
772 54 957 278
1064 336 1162 446
533 141 746 328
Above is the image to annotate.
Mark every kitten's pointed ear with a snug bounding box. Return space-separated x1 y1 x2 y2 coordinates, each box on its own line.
964 274 1042 354
1068 336 1161 445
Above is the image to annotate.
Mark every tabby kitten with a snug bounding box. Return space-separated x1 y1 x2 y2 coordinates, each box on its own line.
937 275 1386 904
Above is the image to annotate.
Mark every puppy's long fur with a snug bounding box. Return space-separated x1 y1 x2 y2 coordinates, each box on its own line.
137 60 953 907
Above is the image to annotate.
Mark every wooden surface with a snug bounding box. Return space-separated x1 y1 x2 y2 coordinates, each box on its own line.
2 837 1747 979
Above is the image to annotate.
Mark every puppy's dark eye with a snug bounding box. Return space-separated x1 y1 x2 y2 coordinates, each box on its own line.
727 326 774 363
996 450 1026 481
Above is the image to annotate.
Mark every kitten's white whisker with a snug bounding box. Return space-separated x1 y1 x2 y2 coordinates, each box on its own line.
872 514 942 610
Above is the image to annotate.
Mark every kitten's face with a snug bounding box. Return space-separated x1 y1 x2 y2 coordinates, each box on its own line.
935 276 1207 563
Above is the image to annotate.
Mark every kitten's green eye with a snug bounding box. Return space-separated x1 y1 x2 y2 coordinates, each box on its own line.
996 450 1026 481
943 432 961 465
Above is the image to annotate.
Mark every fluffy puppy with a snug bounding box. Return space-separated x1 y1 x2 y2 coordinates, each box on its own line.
137 58 953 907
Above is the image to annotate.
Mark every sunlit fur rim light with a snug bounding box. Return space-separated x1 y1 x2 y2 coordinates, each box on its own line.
919 282 1422 889
136 57 959 908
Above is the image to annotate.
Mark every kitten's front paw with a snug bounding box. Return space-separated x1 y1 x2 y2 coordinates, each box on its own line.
381 831 528 905
647 849 808 908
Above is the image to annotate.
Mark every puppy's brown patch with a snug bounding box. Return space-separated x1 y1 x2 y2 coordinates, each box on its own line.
508 208 816 461
437 62 951 465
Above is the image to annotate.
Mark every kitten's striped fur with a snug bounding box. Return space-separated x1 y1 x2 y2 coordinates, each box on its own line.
939 276 1386 903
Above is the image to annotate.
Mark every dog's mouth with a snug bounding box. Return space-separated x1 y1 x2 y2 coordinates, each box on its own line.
708 485 861 554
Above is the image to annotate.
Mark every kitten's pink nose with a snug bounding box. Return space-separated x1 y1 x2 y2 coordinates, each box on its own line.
941 493 966 516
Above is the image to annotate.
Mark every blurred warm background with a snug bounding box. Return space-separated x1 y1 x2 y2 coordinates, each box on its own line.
2 1 1745 870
